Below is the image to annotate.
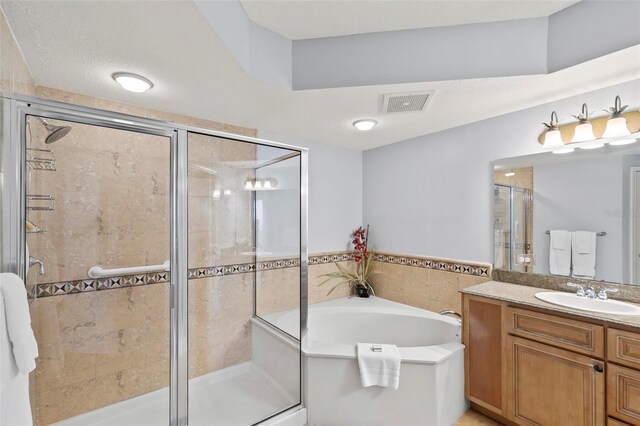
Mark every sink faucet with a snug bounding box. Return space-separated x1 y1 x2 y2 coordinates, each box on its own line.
28 256 45 275
585 287 597 299
567 282 586 297
597 288 619 300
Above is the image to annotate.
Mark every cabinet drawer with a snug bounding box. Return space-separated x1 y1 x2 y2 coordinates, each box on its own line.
607 364 640 426
608 329 640 370
505 306 604 358
608 418 631 426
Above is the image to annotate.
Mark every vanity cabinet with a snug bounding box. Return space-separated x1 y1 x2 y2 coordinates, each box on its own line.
462 294 640 426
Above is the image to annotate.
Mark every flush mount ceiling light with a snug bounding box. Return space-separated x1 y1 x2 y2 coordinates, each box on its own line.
353 119 377 131
603 96 631 138
112 72 153 93
542 111 564 149
571 104 595 143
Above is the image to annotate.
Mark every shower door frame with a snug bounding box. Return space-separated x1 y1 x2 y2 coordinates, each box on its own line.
1 93 309 426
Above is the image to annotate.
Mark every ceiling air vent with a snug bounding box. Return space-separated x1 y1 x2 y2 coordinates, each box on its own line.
382 90 435 114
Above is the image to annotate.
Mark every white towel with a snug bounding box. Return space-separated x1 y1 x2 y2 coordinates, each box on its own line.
357 343 400 390
549 230 571 276
572 232 597 279
0 273 37 426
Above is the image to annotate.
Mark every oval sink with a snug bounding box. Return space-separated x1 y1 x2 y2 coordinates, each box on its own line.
535 292 640 316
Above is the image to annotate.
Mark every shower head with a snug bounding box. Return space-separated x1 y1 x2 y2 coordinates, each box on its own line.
36 117 72 144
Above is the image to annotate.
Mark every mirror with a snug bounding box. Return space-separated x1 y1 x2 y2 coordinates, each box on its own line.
494 143 640 285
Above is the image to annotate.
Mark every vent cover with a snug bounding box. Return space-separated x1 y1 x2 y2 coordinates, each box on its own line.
382 90 435 113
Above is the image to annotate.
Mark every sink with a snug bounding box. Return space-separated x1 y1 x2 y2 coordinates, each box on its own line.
535 292 640 316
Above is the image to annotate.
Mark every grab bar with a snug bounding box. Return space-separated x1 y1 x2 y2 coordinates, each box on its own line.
88 260 170 278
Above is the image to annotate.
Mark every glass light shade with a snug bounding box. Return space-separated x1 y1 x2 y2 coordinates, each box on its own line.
254 181 262 190
263 180 272 189
579 141 605 150
244 180 253 190
602 116 631 138
552 147 575 154
610 138 638 146
504 172 515 177
212 189 221 198
543 129 564 149
224 189 232 195
571 122 595 142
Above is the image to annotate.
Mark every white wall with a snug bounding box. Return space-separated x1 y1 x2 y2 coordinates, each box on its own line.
532 156 623 282
258 131 363 254
363 79 640 264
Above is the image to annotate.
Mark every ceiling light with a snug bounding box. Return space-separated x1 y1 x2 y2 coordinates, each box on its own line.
353 119 377 131
112 72 153 93
571 104 595 142
610 138 638 146
505 172 515 177
603 95 631 138
542 112 564 149
552 147 575 154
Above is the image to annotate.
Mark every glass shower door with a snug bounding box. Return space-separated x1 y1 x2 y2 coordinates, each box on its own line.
23 115 172 425
186 133 302 425
494 184 531 272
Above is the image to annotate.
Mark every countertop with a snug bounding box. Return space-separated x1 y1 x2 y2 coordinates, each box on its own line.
460 281 640 328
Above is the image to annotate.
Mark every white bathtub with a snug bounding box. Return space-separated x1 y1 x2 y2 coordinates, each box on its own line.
258 296 468 426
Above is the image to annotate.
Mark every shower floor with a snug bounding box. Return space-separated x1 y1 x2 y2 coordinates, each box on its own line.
53 362 298 426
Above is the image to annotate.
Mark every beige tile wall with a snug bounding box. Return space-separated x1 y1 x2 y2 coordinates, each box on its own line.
369 259 491 314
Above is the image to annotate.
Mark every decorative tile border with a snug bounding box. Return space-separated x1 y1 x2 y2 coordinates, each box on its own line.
372 252 492 277
34 251 491 298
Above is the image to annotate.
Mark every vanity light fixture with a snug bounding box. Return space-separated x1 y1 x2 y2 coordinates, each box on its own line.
353 119 377 131
603 96 631 138
244 176 278 190
112 72 153 93
542 112 564 149
571 104 596 142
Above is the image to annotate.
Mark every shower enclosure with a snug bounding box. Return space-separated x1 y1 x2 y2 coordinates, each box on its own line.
0 95 307 425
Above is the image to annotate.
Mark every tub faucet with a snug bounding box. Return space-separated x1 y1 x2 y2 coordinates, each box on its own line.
28 256 45 275
439 310 462 320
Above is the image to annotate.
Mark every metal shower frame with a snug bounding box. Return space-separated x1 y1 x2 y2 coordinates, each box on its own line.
0 93 309 426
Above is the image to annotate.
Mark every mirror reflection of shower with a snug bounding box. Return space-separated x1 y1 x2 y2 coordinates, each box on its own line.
494 184 532 272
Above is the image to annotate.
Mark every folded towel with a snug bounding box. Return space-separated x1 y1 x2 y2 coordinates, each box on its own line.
357 343 400 390
572 232 597 279
573 231 592 254
0 273 38 374
0 273 36 426
549 230 571 276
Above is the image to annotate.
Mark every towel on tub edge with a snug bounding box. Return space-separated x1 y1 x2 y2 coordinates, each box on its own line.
357 343 400 390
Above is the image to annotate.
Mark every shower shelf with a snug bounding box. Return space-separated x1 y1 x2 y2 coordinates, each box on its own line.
26 148 56 171
26 194 54 211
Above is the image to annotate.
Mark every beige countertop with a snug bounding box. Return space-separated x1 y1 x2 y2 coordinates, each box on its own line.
460 281 640 329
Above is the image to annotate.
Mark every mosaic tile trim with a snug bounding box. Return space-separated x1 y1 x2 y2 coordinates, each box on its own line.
34 251 490 298
372 253 492 277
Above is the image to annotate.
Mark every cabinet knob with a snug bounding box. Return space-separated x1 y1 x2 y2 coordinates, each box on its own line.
593 364 604 373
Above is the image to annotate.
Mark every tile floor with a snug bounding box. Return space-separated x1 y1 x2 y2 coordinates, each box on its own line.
456 409 501 425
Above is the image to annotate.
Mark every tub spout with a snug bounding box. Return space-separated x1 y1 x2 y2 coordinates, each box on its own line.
439 310 462 320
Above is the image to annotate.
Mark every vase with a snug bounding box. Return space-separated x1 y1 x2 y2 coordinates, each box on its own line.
356 285 370 298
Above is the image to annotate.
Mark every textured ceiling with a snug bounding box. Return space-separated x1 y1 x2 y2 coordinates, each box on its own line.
240 0 579 40
2 0 639 151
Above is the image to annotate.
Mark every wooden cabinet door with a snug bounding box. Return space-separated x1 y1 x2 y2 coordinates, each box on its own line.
607 363 640 425
506 335 605 426
463 295 505 416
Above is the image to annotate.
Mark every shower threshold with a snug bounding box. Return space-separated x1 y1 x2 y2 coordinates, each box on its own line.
52 361 298 426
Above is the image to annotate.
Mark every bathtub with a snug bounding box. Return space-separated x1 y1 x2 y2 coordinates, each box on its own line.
256 296 468 426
